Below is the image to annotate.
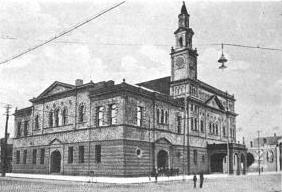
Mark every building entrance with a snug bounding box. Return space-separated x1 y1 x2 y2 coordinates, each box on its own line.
50 150 61 173
210 153 226 173
157 150 168 170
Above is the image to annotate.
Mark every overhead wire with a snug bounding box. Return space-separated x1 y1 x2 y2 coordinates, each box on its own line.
0 1 126 65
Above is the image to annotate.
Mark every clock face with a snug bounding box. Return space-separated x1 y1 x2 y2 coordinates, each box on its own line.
175 56 185 69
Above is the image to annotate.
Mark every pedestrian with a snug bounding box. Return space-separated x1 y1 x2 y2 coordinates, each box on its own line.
155 168 158 183
199 172 204 188
193 173 197 188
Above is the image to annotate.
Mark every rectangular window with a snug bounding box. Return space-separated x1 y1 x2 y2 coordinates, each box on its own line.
194 118 198 131
68 147 73 163
24 121 28 137
23 150 27 164
177 116 182 134
190 117 194 130
223 126 226 136
200 120 204 132
95 145 101 163
16 150 20 164
17 122 21 137
137 106 143 126
96 106 104 127
40 149 45 164
79 146 85 163
32 149 37 164
193 150 197 164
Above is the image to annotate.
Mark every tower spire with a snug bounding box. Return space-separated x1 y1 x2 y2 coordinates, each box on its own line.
181 1 188 15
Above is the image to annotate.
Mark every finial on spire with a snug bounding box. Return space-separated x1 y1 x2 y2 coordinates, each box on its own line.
181 1 188 14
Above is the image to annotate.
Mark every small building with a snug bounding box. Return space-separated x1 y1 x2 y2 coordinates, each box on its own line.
247 134 282 172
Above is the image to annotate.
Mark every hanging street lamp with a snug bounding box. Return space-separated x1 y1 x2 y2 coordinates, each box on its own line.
218 43 228 70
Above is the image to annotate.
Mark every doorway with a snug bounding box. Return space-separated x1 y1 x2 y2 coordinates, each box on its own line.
157 150 169 170
50 150 61 173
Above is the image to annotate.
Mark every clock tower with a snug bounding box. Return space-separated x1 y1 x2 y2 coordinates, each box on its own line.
170 2 198 98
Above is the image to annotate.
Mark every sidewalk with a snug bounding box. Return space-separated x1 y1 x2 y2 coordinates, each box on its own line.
5 171 281 184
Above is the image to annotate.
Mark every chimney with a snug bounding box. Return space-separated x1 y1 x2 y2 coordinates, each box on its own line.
75 79 83 86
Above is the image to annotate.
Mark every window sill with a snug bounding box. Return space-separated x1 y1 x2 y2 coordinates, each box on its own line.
44 124 73 129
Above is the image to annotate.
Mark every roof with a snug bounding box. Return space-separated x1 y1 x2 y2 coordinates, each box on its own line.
137 76 171 95
181 2 188 15
89 81 182 107
14 106 32 117
137 76 235 101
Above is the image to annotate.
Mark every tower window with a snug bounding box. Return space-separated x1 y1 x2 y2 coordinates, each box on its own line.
96 106 104 127
137 106 143 126
109 104 117 125
179 37 183 47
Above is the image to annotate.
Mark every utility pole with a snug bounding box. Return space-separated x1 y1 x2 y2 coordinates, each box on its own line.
1 104 11 177
257 130 261 175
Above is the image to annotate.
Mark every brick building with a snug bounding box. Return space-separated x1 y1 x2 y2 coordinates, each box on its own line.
12 2 246 176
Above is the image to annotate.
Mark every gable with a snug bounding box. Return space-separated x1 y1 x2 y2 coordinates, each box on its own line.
36 81 75 99
48 138 63 145
46 85 71 96
155 137 172 145
205 95 225 110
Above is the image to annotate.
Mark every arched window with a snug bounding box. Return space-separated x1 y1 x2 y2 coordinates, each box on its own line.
79 103 85 123
35 115 39 129
156 109 160 124
165 111 168 124
161 109 164 124
62 107 68 125
179 37 183 47
54 108 60 127
215 124 218 135
48 111 53 127
110 104 117 125
97 106 104 127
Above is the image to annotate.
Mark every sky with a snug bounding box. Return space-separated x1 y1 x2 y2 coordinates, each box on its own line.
0 0 282 144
